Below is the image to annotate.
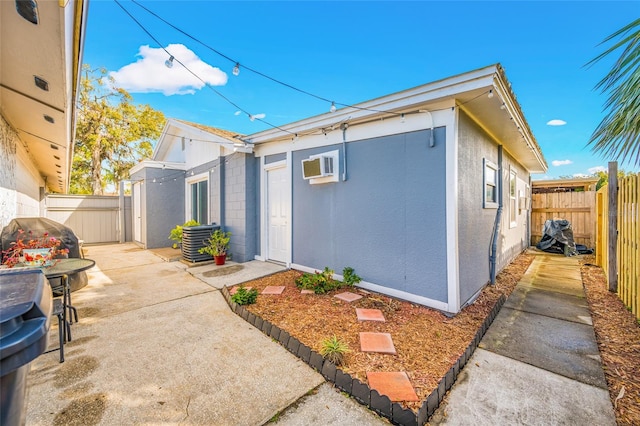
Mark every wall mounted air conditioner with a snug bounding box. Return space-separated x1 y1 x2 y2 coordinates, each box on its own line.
302 155 334 180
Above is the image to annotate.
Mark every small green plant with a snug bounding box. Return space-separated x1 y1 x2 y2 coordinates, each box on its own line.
295 266 362 294
168 220 200 248
198 229 231 257
342 267 362 287
319 335 350 366
295 267 338 294
231 286 258 305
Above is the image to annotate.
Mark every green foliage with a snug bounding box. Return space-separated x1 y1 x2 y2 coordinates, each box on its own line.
71 65 166 194
231 286 258 305
586 18 640 166
342 267 362 287
319 335 350 366
168 220 200 243
295 267 338 294
295 266 362 294
198 229 231 257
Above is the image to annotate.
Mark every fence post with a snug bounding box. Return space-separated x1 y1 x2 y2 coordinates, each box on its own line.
608 162 618 293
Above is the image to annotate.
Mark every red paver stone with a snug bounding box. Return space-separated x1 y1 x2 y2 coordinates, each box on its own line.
334 292 363 302
230 286 252 295
300 289 315 294
359 332 396 354
356 308 386 322
261 286 285 295
366 372 419 402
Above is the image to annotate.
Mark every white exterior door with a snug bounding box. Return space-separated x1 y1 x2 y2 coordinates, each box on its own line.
133 182 142 243
267 165 289 263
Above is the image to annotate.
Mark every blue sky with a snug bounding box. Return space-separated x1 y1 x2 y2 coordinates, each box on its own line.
82 1 640 178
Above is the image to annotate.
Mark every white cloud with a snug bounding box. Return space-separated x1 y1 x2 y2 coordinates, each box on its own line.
588 166 606 174
234 111 242 116
109 44 227 95
547 119 567 126
551 159 573 166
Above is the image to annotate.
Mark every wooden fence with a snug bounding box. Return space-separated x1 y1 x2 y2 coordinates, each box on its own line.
531 191 596 247
596 173 640 320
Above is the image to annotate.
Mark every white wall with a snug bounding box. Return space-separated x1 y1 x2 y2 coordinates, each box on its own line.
0 114 44 228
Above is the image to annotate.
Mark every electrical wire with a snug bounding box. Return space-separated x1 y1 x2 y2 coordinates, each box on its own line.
113 1 502 141
127 0 403 116
113 0 295 135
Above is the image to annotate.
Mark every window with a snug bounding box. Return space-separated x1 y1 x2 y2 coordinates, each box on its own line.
190 180 208 224
483 159 498 209
509 167 517 228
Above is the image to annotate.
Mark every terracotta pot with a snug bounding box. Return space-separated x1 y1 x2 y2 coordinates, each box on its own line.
214 255 226 265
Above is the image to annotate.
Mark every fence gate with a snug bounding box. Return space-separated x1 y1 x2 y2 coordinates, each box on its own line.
45 194 129 244
530 191 597 248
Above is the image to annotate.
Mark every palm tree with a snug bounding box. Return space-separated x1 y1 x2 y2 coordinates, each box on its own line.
587 18 640 167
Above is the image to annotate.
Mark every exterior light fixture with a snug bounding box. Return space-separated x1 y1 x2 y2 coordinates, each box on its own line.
488 89 494 99
232 63 240 76
34 76 48 91
165 56 174 68
330 102 337 113
16 0 38 25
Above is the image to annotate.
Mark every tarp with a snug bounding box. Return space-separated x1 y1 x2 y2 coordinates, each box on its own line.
536 219 593 256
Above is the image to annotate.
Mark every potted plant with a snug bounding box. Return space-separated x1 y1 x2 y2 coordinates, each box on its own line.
168 220 200 249
1 229 69 268
198 229 231 265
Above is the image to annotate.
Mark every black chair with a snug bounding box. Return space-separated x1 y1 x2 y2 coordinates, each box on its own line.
45 298 71 363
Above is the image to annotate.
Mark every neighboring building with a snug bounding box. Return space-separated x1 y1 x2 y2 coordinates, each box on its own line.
133 64 547 314
0 0 88 227
532 177 599 193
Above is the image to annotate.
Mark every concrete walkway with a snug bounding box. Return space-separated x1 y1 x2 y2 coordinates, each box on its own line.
24 244 387 425
431 251 616 425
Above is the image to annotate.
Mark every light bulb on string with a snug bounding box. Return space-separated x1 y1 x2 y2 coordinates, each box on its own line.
330 102 337 113
232 63 240 76
165 56 174 68
488 89 494 99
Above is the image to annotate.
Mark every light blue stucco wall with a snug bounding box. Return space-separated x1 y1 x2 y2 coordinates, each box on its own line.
457 111 530 305
291 128 449 303
130 167 185 249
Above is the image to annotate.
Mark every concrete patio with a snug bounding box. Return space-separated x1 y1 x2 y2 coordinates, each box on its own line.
24 243 387 425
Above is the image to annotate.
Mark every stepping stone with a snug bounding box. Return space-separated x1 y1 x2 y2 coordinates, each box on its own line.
334 292 363 302
356 308 386 322
367 372 419 402
301 289 315 294
230 286 252 295
360 332 396 354
261 286 285 295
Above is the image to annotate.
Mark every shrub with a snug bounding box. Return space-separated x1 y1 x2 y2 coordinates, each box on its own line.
231 286 258 305
342 267 362 287
320 335 350 366
168 220 200 246
295 266 362 294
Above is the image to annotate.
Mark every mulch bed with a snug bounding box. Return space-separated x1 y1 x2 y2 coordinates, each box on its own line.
234 252 534 411
581 257 640 425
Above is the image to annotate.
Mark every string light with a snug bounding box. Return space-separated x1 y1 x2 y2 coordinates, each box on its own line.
488 89 494 98
232 63 240 76
165 55 174 68
330 102 337 113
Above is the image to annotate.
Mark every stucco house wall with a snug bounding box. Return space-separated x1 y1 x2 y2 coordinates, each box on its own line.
130 166 185 249
289 128 448 303
457 110 531 305
0 114 44 227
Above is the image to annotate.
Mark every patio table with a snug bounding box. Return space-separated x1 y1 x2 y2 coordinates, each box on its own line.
42 258 95 331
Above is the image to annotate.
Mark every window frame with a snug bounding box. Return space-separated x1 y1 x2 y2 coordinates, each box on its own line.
483 159 499 209
186 173 209 224
509 166 518 228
